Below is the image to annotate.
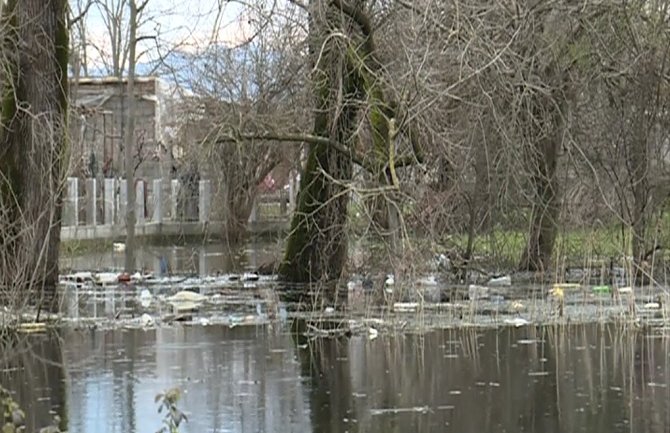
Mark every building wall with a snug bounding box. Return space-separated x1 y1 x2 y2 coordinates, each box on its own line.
69 77 172 181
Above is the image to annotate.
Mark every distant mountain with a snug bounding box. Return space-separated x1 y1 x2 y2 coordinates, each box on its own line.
73 43 286 100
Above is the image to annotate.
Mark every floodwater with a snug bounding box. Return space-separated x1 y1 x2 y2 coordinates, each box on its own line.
2 323 670 433
60 239 280 275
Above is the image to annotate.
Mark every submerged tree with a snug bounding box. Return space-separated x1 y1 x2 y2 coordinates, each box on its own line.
575 1 670 281
0 0 69 311
277 1 421 287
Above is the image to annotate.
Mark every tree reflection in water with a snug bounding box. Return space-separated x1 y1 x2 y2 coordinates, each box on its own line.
0 330 67 432
0 322 669 433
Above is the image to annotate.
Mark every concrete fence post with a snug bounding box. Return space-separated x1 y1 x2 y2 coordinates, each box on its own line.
119 179 127 226
64 177 79 227
136 179 145 224
85 178 97 226
170 179 179 221
152 179 163 223
103 178 116 225
199 180 211 223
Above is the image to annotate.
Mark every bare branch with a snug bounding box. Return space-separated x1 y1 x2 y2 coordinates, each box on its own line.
68 0 93 28
287 0 308 12
216 131 372 171
331 0 375 55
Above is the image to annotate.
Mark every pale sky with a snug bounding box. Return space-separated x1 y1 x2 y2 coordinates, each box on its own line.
75 0 252 74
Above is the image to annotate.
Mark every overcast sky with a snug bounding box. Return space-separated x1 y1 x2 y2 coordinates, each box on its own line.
77 0 250 73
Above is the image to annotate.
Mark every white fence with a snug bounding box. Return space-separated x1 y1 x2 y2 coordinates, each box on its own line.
61 177 294 240
62 177 212 227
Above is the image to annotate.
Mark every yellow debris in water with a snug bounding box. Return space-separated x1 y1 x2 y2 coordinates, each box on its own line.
549 286 564 299
553 283 581 290
511 301 525 311
17 322 47 333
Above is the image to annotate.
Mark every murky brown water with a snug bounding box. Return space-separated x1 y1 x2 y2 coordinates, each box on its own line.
2 323 670 433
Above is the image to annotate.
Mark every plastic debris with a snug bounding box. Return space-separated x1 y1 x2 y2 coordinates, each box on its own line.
139 289 152 308
393 302 419 312
167 291 206 303
552 283 581 290
17 322 47 334
504 317 530 327
140 313 155 327
487 275 511 287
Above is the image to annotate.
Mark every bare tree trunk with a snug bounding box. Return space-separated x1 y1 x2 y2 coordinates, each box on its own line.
123 0 138 272
463 121 494 267
630 135 650 284
519 110 562 272
0 0 68 311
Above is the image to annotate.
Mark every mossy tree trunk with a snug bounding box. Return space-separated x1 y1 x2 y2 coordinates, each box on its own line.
278 1 365 286
278 70 358 284
0 0 68 311
278 1 421 289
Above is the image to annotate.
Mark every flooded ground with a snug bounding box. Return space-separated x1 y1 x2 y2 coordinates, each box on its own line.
2 323 670 433
60 239 281 276
2 241 663 431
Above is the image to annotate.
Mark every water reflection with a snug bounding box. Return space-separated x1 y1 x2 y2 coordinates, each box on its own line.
2 323 670 432
61 326 309 433
60 239 280 275
0 332 67 432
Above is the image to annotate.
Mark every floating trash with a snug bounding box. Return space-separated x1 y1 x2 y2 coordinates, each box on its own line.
17 322 47 334
139 289 152 308
552 283 581 290
592 285 611 293
167 291 207 313
167 291 206 303
517 339 541 345
94 272 119 286
370 406 431 415
393 302 419 312
140 313 155 327
487 275 511 287
643 301 661 310
511 301 525 311
242 272 260 282
504 317 530 327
